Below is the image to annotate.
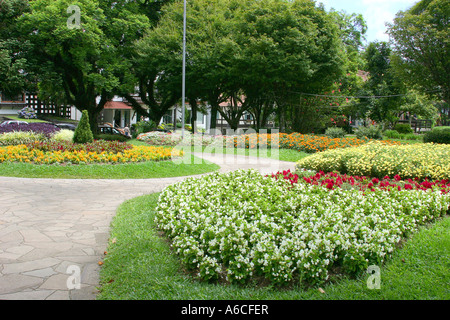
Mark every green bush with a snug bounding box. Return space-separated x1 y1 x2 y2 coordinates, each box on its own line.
324 127 346 138
94 134 129 142
383 130 401 139
394 123 414 134
73 110 94 144
355 125 383 140
423 129 450 144
132 120 156 138
403 133 421 141
51 129 74 142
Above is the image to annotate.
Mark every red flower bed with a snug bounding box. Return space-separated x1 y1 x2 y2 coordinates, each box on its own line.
271 170 450 194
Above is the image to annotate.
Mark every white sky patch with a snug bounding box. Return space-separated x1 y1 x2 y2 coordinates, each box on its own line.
318 0 419 43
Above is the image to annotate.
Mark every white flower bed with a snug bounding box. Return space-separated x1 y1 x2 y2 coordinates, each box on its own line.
155 170 450 285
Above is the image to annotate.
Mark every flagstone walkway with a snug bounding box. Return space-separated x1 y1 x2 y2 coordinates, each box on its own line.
0 153 295 300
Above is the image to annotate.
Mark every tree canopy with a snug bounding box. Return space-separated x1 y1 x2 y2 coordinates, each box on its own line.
18 0 151 131
388 0 449 103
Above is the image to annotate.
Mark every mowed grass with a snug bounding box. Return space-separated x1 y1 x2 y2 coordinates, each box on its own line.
97 193 450 300
178 145 309 163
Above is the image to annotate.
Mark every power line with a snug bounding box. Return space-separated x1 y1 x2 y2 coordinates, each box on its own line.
285 88 442 100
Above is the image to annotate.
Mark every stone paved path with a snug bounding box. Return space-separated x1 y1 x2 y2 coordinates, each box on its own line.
0 153 295 300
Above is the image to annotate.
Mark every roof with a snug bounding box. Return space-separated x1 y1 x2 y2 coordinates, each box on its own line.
104 101 132 110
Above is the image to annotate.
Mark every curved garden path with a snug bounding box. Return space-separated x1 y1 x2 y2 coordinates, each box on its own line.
0 153 295 300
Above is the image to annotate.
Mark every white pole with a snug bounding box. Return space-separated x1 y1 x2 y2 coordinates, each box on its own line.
181 0 187 138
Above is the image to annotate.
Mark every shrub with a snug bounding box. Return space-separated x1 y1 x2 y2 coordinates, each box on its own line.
51 129 74 142
94 134 129 142
403 133 421 141
73 110 94 144
383 130 401 139
324 127 346 138
394 123 414 134
423 129 450 144
354 125 383 140
0 131 46 146
18 106 37 119
132 120 156 138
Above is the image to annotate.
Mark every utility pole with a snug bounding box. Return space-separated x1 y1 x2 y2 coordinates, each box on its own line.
181 0 187 138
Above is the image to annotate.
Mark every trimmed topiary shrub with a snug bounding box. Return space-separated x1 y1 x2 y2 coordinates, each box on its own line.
394 123 414 134
423 128 450 144
73 110 94 144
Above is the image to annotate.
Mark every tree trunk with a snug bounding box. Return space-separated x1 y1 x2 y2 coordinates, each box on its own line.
189 97 198 133
210 104 218 131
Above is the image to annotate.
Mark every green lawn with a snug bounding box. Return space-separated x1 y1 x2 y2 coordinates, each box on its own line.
3 115 49 123
97 193 450 300
130 139 310 163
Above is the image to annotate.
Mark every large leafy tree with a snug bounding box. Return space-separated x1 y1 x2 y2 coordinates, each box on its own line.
137 0 345 132
18 0 151 132
356 41 407 126
388 0 449 103
0 0 32 96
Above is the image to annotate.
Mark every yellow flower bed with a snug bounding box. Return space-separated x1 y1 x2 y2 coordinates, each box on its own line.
0 145 183 164
296 142 450 180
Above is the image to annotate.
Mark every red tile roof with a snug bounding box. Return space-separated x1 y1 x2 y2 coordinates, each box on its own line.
104 101 132 110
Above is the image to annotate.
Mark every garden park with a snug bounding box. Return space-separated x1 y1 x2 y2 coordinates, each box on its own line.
0 0 449 303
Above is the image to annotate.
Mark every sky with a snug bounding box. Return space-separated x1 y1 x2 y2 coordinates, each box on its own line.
318 0 420 43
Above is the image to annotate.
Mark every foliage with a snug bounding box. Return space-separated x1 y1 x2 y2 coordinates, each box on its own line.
18 0 152 132
27 139 132 154
0 131 46 146
388 0 450 103
73 110 94 144
94 134 130 142
383 130 401 139
423 128 450 144
324 127 347 139
384 130 421 141
296 141 450 180
132 120 156 138
354 125 383 140
136 0 346 131
394 123 413 134
155 169 450 285
356 42 406 125
51 129 74 142
0 0 31 96
0 122 60 137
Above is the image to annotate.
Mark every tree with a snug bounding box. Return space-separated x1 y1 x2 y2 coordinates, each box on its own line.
18 0 151 133
388 0 449 103
357 41 406 126
73 110 94 143
0 0 32 96
138 0 346 133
